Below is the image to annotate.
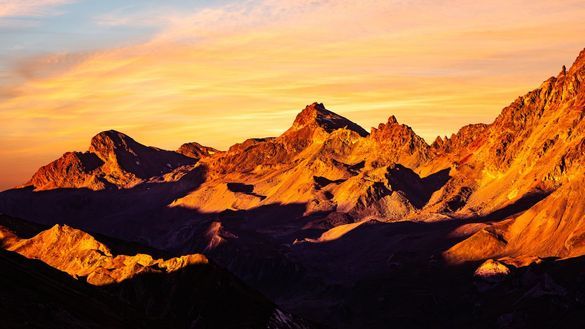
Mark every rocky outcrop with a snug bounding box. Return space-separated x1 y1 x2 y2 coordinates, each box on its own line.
207 103 368 174
89 130 195 180
368 115 430 167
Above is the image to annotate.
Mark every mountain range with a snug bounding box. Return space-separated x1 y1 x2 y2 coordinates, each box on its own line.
0 48 584 328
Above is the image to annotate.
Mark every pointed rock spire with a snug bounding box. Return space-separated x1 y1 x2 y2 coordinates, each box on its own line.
386 115 398 125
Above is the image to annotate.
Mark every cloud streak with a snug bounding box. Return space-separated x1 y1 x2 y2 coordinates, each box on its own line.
0 0 75 17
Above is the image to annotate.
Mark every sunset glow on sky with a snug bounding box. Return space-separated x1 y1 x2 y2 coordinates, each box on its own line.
0 0 584 190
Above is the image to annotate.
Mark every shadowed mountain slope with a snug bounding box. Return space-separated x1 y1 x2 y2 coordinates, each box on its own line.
0 215 313 329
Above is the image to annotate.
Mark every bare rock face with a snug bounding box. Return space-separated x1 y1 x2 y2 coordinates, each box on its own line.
28 130 196 191
208 103 368 173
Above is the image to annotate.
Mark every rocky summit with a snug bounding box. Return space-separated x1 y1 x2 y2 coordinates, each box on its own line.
28 130 196 191
1 48 584 329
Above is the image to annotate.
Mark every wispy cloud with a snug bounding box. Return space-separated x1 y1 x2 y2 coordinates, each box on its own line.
0 0 76 17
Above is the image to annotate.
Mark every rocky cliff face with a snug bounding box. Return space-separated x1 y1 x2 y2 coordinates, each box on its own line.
430 49 584 263
430 123 488 156
419 49 585 217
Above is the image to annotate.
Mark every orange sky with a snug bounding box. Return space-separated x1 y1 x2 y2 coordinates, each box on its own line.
1 0 584 190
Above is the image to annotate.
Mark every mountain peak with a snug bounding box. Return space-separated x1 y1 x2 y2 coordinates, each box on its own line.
562 47 585 79
386 115 398 125
372 114 409 133
26 130 195 190
88 130 195 180
94 129 126 137
288 102 368 137
89 130 138 156
91 129 130 140
571 48 585 69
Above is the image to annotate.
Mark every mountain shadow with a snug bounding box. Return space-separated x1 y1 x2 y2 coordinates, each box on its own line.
0 222 316 329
